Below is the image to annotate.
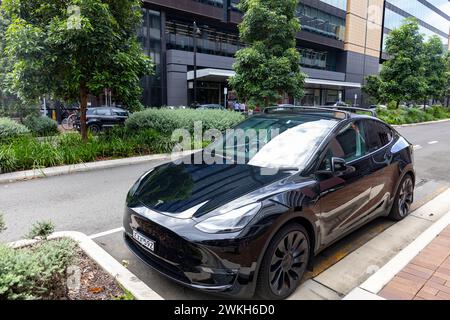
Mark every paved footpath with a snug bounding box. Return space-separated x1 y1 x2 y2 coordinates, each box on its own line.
379 225 450 300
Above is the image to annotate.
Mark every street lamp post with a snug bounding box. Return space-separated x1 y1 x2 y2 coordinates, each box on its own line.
193 21 201 106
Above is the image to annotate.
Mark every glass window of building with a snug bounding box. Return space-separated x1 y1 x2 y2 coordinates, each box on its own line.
297 4 346 41
383 5 449 49
298 47 337 71
139 9 162 107
386 0 449 34
166 19 243 57
193 0 224 8
319 0 347 11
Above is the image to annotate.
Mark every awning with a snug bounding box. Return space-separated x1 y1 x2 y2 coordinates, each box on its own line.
187 69 236 82
187 68 361 89
305 78 361 89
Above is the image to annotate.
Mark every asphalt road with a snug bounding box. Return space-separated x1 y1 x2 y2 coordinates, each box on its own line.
0 120 449 299
396 122 450 184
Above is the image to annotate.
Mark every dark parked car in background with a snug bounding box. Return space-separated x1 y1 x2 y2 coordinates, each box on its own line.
75 106 129 134
123 106 415 299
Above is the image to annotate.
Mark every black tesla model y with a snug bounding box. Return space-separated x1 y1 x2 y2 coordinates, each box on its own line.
123 107 415 299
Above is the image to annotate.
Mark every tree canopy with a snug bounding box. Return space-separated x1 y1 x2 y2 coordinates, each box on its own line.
363 19 449 107
423 36 449 104
0 0 153 139
229 0 306 107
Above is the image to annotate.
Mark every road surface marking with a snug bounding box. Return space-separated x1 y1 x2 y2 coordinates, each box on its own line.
89 227 124 239
413 145 422 150
428 141 439 145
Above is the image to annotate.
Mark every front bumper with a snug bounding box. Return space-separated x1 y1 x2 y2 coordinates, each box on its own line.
123 206 264 298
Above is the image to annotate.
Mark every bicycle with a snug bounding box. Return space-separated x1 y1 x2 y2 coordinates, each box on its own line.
61 111 78 130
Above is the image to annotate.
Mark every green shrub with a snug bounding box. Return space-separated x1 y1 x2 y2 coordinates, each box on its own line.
0 117 30 141
377 105 450 125
426 106 449 119
23 115 58 136
387 101 398 110
0 145 18 174
27 221 55 240
125 108 245 135
0 238 75 300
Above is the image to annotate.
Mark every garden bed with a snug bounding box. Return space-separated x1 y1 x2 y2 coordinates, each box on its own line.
376 105 450 125
1 238 133 300
0 108 244 174
68 246 131 300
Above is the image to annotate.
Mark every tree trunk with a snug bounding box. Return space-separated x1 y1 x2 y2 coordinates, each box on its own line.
396 101 400 109
264 97 269 108
79 85 88 142
424 99 427 111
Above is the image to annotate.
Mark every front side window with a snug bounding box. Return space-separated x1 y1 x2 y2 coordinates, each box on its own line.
366 120 394 152
95 108 112 116
319 121 368 170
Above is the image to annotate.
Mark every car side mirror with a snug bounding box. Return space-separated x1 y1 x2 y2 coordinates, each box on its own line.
331 157 347 175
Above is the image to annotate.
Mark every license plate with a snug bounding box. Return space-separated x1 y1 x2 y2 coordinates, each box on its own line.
133 230 155 252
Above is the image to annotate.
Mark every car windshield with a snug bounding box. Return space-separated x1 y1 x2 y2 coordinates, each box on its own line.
206 114 338 170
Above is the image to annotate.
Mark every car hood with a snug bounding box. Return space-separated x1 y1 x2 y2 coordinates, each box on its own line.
129 161 293 219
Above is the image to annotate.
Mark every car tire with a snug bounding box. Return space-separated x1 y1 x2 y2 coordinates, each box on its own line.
88 124 101 135
256 224 310 300
388 174 414 221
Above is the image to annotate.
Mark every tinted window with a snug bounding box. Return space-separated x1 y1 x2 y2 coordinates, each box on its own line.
319 121 368 170
112 109 128 116
366 120 394 152
95 108 111 116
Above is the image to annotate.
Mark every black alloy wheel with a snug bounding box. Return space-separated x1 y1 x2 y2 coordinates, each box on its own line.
257 224 310 300
89 124 101 135
389 174 414 221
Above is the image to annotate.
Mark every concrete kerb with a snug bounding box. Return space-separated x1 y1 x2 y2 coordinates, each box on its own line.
344 211 450 300
9 231 164 300
0 150 199 184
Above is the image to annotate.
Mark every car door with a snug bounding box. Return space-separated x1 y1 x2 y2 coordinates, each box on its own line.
364 120 399 212
111 108 129 126
95 108 113 127
315 120 377 246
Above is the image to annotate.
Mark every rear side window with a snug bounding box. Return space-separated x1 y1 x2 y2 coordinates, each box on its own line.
366 120 394 152
112 109 128 116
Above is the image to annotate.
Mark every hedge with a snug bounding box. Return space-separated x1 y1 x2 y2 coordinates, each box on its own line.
0 117 30 141
125 108 245 135
377 105 450 125
23 115 59 136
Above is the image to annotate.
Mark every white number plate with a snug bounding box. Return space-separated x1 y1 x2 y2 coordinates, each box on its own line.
133 230 155 252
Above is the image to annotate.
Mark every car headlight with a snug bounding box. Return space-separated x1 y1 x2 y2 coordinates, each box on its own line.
195 203 262 234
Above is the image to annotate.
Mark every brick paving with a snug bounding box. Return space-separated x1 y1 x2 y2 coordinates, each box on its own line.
379 225 450 300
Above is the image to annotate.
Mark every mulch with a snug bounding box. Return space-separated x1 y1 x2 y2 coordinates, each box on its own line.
66 247 127 300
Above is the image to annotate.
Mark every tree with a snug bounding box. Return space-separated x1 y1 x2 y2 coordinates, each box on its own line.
229 0 306 107
422 36 448 108
444 51 450 108
362 75 382 103
363 19 427 108
1 0 153 141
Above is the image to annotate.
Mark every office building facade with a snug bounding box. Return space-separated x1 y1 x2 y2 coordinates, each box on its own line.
139 0 450 107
